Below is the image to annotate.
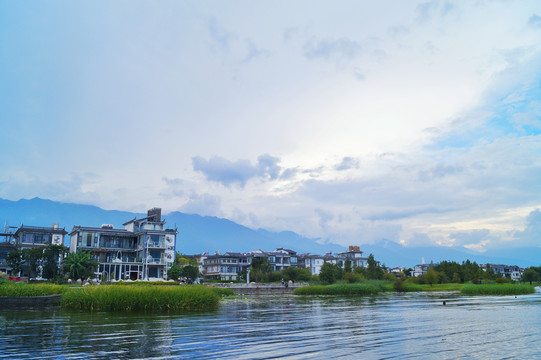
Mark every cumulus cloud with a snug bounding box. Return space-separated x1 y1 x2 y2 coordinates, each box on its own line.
192 154 281 188
514 209 541 246
335 157 359 171
179 192 222 216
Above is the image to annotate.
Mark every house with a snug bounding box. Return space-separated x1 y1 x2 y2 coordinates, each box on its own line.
202 252 246 281
0 223 68 276
251 248 298 271
411 264 431 277
482 264 524 281
338 246 368 268
69 208 176 282
0 223 17 274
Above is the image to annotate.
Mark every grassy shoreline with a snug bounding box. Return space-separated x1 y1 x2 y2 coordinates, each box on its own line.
0 281 536 308
294 281 536 296
0 282 234 312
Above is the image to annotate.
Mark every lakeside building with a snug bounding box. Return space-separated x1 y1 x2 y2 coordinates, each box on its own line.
299 246 368 276
338 246 368 268
0 223 67 276
201 248 299 280
481 264 524 281
69 208 177 282
411 264 431 277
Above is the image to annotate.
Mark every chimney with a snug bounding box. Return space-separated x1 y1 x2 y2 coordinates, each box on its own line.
147 208 161 222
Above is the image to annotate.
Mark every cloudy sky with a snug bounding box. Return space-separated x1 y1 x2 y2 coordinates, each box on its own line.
2 1 541 251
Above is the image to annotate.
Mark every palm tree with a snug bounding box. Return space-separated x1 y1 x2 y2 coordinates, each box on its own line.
63 251 97 282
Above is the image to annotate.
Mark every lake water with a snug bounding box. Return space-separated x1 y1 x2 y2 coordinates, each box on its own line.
1 292 541 359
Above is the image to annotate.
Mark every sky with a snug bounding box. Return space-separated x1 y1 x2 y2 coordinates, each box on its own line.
2 1 541 251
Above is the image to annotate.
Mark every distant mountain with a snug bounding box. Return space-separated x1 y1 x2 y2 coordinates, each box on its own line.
360 239 540 268
0 197 344 255
1 197 540 267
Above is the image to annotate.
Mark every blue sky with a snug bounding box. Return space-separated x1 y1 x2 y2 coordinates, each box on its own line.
2 1 541 251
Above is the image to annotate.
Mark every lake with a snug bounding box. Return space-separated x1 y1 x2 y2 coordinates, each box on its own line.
1 292 541 359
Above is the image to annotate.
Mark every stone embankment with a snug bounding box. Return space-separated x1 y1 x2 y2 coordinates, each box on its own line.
206 282 308 295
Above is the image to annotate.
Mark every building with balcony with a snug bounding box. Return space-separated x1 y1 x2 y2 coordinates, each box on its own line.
69 208 177 282
203 252 246 281
0 223 68 276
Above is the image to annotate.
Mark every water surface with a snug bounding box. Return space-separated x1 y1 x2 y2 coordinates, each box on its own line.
1 292 540 359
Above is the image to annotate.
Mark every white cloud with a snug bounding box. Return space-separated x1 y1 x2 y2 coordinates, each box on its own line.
3 1 541 252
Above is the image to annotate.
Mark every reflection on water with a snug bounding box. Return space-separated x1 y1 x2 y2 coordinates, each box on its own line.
1 292 541 359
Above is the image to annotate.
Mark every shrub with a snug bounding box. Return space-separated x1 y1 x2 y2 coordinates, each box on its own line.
293 283 381 296
461 283 534 296
344 272 364 283
0 282 66 296
61 285 220 312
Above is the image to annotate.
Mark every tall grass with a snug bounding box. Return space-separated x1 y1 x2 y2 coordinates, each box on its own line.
461 283 535 296
61 285 220 312
210 287 235 297
0 282 66 296
293 283 381 296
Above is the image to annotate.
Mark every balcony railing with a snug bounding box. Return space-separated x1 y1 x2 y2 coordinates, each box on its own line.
147 241 166 249
146 258 166 265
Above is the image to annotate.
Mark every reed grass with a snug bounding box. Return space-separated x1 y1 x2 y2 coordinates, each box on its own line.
461 283 535 296
61 285 220 312
210 287 235 297
0 282 66 297
398 283 464 292
293 283 382 296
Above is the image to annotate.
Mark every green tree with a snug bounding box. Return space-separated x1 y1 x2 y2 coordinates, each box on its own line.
168 264 183 281
522 268 539 285
42 244 68 280
181 265 199 283
250 257 271 282
63 251 98 281
319 262 337 284
366 254 383 280
485 265 496 280
5 248 24 275
423 268 439 286
23 247 45 278
344 259 352 274
451 272 462 283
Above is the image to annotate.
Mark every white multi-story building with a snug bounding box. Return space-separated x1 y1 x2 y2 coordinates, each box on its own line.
69 208 176 282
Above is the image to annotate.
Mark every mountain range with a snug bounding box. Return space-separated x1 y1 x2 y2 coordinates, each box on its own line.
1 197 540 268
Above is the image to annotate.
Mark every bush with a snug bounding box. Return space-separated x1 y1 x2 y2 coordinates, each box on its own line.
0 282 66 296
210 287 235 297
344 272 364 283
293 283 381 296
461 284 534 296
61 285 220 312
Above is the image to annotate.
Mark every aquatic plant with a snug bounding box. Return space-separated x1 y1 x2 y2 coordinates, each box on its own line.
210 287 235 297
0 282 66 296
293 283 381 296
461 283 535 296
61 285 220 312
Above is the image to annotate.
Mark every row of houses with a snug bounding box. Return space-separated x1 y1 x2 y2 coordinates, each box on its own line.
0 209 529 283
411 263 525 281
197 245 369 281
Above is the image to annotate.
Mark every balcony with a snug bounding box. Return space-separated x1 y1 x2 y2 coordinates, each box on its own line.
147 241 166 249
146 258 166 265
